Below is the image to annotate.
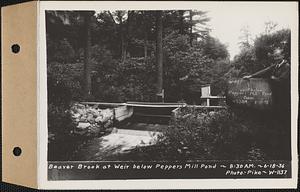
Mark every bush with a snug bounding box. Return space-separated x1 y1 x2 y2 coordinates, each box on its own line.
47 63 83 100
47 78 87 161
159 107 254 160
92 57 157 102
48 101 84 161
124 107 266 161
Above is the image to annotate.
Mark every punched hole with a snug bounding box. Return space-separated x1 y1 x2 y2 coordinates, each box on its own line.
11 44 20 54
13 147 22 156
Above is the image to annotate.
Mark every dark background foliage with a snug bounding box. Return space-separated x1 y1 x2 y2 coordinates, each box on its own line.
46 10 230 102
229 29 291 77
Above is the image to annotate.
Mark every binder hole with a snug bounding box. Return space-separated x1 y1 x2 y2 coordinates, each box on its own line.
11 44 20 53
13 147 22 156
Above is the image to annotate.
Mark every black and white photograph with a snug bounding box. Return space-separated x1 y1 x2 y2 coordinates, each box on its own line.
44 2 296 183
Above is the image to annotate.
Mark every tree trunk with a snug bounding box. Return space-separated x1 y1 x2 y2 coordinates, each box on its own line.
143 11 148 62
125 11 132 59
179 10 184 34
118 13 126 62
189 10 193 46
144 28 148 60
83 11 92 99
121 32 126 62
156 11 163 95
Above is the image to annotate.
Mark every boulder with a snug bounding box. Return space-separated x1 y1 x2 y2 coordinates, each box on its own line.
77 122 91 129
70 103 116 137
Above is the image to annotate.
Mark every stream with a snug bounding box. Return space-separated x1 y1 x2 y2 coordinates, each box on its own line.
71 122 168 161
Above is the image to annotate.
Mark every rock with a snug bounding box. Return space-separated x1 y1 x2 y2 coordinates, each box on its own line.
77 122 91 129
91 108 100 116
72 113 80 118
209 111 216 116
70 103 116 137
111 127 118 133
87 114 94 122
76 108 85 115
100 109 114 122
95 115 104 123
104 120 113 128
88 126 101 135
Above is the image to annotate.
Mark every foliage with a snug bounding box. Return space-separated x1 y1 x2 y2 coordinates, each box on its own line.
46 10 230 102
200 36 229 60
124 107 267 160
161 107 253 160
231 46 257 77
93 57 157 102
254 29 291 64
48 103 74 138
47 37 76 63
238 25 253 49
48 62 83 100
230 29 291 77
162 32 230 100
47 78 85 160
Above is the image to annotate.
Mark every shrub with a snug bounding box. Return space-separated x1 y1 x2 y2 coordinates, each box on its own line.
159 107 252 160
47 63 83 100
47 78 87 161
92 57 157 102
124 107 264 161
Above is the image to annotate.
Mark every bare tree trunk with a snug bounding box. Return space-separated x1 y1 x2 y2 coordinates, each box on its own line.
143 11 148 62
189 10 193 46
125 11 132 59
121 32 126 62
83 11 92 99
156 11 163 96
179 10 184 34
144 28 148 60
117 12 126 62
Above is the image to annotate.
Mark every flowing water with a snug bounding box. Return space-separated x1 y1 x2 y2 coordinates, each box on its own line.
71 122 168 161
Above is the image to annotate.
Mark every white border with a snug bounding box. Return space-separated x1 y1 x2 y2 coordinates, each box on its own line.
38 1 299 189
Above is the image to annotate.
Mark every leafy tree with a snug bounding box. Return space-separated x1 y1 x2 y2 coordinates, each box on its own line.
162 32 230 101
46 10 229 102
200 36 229 60
231 46 257 77
264 21 278 35
231 28 291 77
187 10 210 44
46 11 96 99
254 29 291 65
239 25 253 49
